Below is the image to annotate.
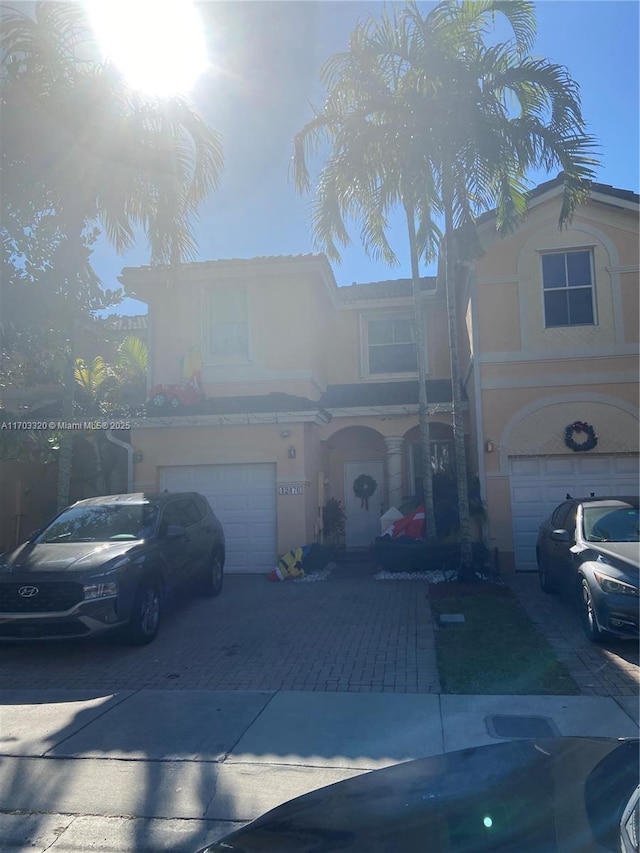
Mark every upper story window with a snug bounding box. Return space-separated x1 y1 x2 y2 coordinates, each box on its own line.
367 316 417 375
542 250 595 328
208 287 249 360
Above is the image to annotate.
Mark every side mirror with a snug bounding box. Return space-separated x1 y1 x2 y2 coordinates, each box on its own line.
551 529 572 542
165 524 187 539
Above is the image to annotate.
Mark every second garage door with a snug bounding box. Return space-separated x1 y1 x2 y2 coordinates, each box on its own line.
159 463 277 573
510 454 639 572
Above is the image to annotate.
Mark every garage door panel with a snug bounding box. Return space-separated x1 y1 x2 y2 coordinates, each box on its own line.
510 455 639 572
543 458 576 476
159 464 276 573
216 494 251 512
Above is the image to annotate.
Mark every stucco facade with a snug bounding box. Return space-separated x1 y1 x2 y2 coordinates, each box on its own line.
122 255 462 571
122 176 639 574
461 177 639 571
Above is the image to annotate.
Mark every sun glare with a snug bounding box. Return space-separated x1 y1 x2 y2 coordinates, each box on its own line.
86 0 209 97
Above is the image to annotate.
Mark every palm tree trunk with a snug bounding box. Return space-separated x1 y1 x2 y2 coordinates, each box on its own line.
56 217 84 512
405 205 436 538
56 320 76 512
441 168 473 580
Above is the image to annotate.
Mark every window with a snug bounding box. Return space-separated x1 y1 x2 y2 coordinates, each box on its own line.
410 441 453 499
209 287 248 359
159 501 193 536
551 501 577 534
367 316 417 374
542 250 595 327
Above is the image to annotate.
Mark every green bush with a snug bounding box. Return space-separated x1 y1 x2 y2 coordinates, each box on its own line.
302 543 339 573
374 538 491 574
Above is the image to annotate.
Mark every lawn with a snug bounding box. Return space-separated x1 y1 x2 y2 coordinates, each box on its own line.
429 583 580 695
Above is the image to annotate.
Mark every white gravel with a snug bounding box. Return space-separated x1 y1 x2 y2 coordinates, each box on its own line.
374 569 456 582
294 562 337 582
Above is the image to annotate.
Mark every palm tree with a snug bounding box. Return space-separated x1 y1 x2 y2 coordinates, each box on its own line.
294 0 599 575
293 9 444 537
1 2 223 509
396 0 599 578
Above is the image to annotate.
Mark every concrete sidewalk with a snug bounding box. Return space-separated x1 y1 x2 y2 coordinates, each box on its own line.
1 688 638 852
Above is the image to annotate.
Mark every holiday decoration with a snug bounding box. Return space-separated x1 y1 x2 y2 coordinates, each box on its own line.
353 474 377 510
564 420 598 452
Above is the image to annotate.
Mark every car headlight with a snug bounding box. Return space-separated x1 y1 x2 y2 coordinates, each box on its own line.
83 581 118 601
593 571 639 597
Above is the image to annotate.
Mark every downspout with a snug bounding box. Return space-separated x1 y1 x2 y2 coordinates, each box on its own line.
105 429 134 493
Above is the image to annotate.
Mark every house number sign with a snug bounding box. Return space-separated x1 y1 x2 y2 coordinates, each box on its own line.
278 485 303 495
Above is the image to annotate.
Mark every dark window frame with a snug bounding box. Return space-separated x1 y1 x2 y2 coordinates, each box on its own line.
541 249 596 328
366 315 418 376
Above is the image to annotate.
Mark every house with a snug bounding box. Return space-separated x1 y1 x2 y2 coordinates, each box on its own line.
459 175 639 571
121 176 639 574
121 256 460 572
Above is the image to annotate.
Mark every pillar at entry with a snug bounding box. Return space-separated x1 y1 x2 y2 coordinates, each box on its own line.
384 436 405 511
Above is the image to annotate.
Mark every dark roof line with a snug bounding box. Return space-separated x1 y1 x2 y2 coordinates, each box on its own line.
102 315 148 331
476 173 639 226
121 253 325 275
338 277 437 300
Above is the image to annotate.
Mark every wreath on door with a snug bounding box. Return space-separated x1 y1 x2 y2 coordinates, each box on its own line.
564 420 598 453
353 474 377 510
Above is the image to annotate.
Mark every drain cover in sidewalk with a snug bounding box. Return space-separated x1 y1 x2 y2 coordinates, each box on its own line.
486 715 559 739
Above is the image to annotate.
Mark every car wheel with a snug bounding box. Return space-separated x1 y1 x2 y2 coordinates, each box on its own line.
200 550 224 598
579 578 604 643
127 580 161 645
537 550 558 594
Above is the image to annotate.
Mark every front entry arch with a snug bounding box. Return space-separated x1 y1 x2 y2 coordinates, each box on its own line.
344 460 385 546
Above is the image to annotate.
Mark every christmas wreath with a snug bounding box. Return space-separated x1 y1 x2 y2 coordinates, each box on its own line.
564 420 598 453
353 474 377 510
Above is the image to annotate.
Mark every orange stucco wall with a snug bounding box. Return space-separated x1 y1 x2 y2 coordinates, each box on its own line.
471 192 639 570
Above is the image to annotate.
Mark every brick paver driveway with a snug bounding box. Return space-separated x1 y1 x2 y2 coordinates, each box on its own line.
0 564 440 693
508 573 639 698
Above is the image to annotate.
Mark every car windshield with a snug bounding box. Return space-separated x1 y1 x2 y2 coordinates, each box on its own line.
37 504 159 543
582 506 640 542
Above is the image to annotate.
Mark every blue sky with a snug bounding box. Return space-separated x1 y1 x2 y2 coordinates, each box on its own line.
90 1 640 315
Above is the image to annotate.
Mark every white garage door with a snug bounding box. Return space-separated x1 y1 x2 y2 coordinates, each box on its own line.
510 455 639 572
159 464 276 573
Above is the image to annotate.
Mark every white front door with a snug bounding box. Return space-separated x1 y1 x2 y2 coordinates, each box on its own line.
344 461 385 547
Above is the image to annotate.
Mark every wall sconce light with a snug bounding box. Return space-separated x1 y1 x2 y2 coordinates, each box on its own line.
288 446 296 459
134 450 143 463
280 429 291 438
485 440 495 453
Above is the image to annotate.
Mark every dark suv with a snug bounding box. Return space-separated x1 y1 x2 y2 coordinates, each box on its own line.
0 492 225 645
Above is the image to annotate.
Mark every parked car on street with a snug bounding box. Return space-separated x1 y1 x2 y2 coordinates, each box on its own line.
536 496 639 642
197 737 639 853
0 492 225 645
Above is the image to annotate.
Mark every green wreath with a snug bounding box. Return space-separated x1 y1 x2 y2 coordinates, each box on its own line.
353 474 377 510
564 420 598 453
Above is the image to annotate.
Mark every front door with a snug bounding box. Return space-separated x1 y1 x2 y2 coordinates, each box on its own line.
344 461 385 547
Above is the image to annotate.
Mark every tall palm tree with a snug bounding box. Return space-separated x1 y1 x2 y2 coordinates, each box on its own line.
293 9 444 537
1 2 223 509
397 0 599 577
294 0 599 574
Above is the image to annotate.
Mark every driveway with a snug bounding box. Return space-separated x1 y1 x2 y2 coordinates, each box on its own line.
508 573 639 700
0 566 440 694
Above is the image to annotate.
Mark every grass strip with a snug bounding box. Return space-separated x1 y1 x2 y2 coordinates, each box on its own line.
429 585 579 695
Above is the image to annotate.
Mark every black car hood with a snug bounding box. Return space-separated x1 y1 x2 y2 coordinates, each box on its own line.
199 737 638 853
0 541 144 574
